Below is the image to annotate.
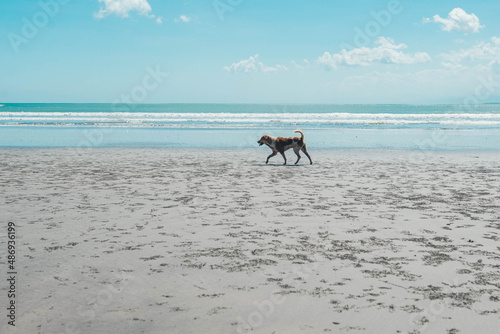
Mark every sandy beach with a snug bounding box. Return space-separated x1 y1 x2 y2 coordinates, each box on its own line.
1 147 499 334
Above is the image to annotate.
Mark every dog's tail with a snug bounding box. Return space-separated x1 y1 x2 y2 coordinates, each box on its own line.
294 130 304 140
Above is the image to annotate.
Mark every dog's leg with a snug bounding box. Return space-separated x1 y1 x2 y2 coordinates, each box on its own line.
301 145 313 165
266 151 277 164
279 151 287 165
294 147 301 164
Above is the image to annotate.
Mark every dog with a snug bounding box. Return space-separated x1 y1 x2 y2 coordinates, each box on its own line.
258 130 312 165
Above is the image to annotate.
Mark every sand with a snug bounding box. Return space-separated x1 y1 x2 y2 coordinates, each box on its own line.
1 148 499 334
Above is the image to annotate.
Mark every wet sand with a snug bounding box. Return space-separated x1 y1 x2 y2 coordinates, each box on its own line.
1 148 499 333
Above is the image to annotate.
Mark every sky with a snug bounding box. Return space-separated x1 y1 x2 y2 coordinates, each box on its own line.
1 0 500 104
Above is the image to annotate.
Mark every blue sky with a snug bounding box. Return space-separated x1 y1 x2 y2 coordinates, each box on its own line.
1 0 500 103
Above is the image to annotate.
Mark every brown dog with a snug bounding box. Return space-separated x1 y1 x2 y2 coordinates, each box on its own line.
258 130 312 165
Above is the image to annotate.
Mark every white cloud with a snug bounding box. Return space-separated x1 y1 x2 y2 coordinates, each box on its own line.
178 15 191 23
156 17 163 24
442 37 500 64
94 0 154 19
174 15 193 23
224 55 289 74
291 59 311 70
424 8 483 34
317 37 431 70
491 60 500 75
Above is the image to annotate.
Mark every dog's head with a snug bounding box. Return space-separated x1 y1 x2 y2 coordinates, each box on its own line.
257 135 271 146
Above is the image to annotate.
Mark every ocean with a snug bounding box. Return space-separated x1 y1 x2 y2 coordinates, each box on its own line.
1 103 500 150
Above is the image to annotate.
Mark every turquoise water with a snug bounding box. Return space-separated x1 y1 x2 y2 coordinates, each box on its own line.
1 103 500 149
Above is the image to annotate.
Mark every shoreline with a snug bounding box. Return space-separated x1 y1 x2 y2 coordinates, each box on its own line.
1 148 499 333
1 146 500 153
1 127 500 150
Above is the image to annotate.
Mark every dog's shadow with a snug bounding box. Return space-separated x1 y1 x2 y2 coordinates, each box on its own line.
254 163 305 167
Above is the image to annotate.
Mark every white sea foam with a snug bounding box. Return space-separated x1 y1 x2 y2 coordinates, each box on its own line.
1 112 500 129
2 112 500 119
